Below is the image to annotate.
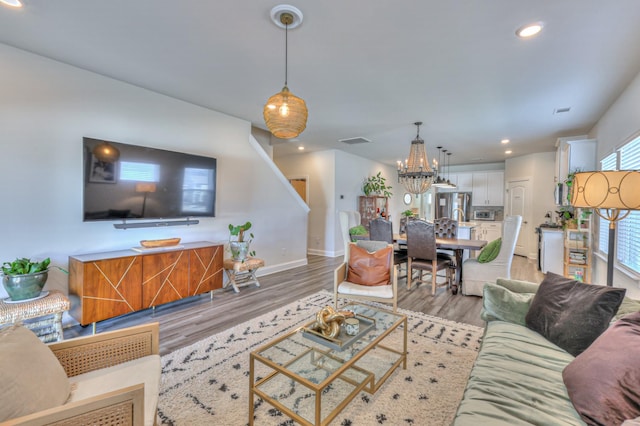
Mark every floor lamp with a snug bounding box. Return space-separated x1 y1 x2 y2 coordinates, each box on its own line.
570 170 640 286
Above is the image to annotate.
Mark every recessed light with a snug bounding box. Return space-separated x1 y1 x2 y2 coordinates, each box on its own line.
516 22 543 38
501 139 510 144
298 146 304 151
505 150 513 155
0 0 22 7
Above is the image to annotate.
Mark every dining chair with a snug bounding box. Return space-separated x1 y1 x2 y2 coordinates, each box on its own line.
334 240 398 312
369 218 408 279
406 219 453 294
434 217 458 280
461 215 523 296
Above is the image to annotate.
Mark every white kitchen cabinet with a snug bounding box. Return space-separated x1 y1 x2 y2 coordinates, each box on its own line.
472 171 504 206
439 172 473 193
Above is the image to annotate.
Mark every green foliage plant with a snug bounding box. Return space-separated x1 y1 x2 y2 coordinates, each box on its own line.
2 258 50 276
401 209 414 217
363 172 393 197
229 221 256 257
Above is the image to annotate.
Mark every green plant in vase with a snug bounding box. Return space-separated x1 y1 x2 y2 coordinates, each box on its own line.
228 221 255 261
363 172 393 197
1 257 51 301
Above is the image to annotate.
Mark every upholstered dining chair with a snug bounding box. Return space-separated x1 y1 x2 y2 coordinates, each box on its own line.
461 215 523 296
434 217 459 280
406 220 453 295
334 240 398 312
369 218 408 279
339 210 362 262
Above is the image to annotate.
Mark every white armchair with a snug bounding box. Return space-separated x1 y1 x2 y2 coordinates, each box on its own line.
461 215 523 296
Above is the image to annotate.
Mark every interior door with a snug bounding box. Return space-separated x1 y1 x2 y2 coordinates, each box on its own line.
507 178 532 257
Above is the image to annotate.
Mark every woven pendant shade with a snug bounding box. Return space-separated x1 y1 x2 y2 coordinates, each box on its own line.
263 86 308 139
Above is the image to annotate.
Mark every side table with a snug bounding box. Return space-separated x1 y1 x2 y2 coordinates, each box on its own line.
223 257 264 293
0 290 70 342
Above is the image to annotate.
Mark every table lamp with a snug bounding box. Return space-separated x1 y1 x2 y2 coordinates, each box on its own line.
570 170 640 286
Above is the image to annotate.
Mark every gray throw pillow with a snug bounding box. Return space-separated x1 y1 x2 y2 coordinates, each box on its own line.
0 325 71 421
524 272 626 356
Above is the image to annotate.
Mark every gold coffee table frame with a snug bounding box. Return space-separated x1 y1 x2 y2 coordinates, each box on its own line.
249 303 407 426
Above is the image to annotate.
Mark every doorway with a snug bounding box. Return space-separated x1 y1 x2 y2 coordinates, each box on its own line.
507 177 533 257
288 176 309 204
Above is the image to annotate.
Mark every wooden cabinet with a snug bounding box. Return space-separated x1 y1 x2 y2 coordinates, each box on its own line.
563 210 592 282
358 196 389 228
472 171 504 206
69 241 223 325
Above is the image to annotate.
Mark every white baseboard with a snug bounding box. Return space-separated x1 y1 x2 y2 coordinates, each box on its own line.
256 258 308 276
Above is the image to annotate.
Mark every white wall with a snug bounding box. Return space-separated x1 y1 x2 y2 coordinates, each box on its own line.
589 69 640 298
276 149 402 258
0 43 308 299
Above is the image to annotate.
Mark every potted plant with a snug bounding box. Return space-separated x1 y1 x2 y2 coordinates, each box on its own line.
1 257 51 301
363 172 393 197
228 221 255 261
348 225 368 242
556 206 576 229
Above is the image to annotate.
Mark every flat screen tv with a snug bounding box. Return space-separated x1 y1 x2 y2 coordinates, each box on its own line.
83 138 216 222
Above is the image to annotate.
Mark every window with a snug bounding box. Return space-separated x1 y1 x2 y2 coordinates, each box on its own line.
598 136 640 274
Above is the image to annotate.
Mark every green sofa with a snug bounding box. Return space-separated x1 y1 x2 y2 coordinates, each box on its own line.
452 278 640 426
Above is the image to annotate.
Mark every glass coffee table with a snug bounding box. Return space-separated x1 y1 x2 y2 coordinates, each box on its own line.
249 303 407 426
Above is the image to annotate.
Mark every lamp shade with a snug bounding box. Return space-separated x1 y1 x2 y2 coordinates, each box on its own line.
263 86 308 139
92 141 120 162
571 171 640 209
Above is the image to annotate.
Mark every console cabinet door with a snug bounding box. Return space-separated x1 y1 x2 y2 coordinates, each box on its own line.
142 251 190 308
70 256 142 325
189 245 224 295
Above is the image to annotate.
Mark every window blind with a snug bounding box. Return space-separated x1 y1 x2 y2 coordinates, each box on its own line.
598 153 617 255
617 137 640 273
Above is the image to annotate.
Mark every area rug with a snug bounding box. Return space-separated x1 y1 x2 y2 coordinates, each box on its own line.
158 291 484 425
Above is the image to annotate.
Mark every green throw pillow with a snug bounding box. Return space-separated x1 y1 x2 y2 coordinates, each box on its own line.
481 282 535 326
478 238 501 263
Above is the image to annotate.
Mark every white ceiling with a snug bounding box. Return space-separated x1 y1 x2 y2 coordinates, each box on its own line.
2 1 640 166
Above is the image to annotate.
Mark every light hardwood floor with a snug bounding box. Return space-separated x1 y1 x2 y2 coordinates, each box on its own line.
64 254 543 355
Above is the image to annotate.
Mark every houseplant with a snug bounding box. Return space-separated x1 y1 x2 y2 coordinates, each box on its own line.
228 221 255 261
348 225 368 242
1 257 51 301
363 172 393 197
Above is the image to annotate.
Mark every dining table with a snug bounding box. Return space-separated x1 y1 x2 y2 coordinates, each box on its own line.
393 234 487 294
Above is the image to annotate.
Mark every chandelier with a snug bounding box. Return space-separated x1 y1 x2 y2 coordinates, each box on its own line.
397 122 436 194
263 5 308 139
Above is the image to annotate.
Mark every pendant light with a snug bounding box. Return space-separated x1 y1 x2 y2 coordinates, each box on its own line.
397 122 436 194
92 140 120 162
432 146 448 187
445 151 457 189
263 5 308 139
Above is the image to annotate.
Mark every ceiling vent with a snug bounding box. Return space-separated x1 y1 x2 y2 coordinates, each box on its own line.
554 107 571 114
339 137 371 145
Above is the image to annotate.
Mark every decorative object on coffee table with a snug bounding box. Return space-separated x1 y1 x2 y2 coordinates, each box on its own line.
1 257 50 301
310 305 355 338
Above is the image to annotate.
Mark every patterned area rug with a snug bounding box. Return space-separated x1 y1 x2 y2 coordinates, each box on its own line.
158 291 484 425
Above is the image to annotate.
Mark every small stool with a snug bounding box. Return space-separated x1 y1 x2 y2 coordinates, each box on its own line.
223 257 265 293
0 290 70 342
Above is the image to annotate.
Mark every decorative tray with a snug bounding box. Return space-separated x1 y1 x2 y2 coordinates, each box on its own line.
140 238 181 248
301 314 376 351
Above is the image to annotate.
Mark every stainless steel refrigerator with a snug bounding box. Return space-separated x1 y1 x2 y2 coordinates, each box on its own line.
435 192 472 221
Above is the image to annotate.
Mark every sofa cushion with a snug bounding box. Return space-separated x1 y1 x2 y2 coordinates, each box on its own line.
481 282 535 326
347 244 391 286
563 311 640 425
0 325 71 421
524 272 626 356
68 354 161 426
477 238 501 263
453 321 584 426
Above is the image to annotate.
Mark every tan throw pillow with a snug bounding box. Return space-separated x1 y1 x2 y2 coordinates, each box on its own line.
347 244 392 286
0 325 71 421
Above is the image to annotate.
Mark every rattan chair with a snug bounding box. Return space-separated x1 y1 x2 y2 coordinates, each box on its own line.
406 219 453 294
6 323 160 426
334 240 398 312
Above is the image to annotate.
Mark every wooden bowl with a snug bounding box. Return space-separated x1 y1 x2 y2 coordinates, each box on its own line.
140 238 181 248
